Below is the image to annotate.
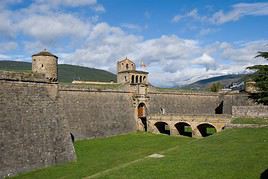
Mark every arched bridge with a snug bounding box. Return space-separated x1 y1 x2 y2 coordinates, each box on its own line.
144 114 231 137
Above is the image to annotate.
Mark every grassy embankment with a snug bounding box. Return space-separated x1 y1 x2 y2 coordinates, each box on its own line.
13 127 268 179
232 117 268 125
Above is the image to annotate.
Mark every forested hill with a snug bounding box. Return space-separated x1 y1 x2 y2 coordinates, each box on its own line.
0 60 116 83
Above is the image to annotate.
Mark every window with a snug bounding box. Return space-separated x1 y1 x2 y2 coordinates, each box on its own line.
131 75 134 83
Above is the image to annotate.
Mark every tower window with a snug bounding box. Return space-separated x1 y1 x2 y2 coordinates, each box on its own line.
131 75 134 83
126 64 129 70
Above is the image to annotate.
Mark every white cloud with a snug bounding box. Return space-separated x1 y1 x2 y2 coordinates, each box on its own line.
172 3 268 25
192 53 216 71
0 42 17 52
35 0 105 12
1 1 267 87
172 9 206 23
63 22 142 70
18 14 91 42
211 3 268 24
60 22 267 87
172 15 182 23
0 11 15 38
46 0 97 6
121 23 143 31
0 54 12 60
0 0 22 9
198 28 218 36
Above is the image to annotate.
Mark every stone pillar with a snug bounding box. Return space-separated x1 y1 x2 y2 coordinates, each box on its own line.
191 123 202 137
169 122 178 136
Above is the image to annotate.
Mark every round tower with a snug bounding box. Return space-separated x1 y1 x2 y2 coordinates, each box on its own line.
32 50 58 82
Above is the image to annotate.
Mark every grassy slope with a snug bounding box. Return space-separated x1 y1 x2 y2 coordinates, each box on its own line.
101 128 268 179
232 117 268 125
0 61 32 72
13 128 268 179
0 61 116 83
58 64 116 83
13 133 190 179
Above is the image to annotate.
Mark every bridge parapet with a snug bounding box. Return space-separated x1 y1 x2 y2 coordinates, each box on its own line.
147 114 231 137
148 114 231 123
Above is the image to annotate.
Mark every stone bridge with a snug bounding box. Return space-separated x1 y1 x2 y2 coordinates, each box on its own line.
138 114 231 137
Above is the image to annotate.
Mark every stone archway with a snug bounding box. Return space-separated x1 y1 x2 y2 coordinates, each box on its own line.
155 122 170 135
175 122 192 137
197 123 217 137
138 103 147 131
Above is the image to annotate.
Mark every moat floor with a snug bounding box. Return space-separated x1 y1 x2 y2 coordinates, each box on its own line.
13 128 268 179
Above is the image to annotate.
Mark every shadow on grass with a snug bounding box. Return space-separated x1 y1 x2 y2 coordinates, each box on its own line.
260 168 268 179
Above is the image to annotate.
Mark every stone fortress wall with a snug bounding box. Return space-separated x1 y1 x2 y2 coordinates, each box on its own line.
0 50 263 178
0 74 75 178
59 86 136 140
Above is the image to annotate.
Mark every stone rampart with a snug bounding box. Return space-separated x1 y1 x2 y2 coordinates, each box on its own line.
59 85 136 140
0 80 75 178
0 71 51 83
219 93 254 114
232 106 268 117
148 91 221 115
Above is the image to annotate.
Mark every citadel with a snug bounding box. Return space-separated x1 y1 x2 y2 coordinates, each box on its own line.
0 50 267 177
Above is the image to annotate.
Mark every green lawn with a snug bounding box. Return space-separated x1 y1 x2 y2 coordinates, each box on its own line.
232 117 268 125
13 128 268 179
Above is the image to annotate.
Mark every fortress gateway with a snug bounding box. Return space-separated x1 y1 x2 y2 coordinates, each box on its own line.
0 50 265 177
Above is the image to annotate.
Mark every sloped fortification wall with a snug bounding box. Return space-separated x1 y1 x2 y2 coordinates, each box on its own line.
0 80 75 178
59 86 136 140
148 92 220 115
232 106 268 117
220 94 254 114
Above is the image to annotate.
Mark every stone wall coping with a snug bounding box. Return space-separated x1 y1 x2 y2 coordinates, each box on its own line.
148 91 219 96
149 114 231 118
0 71 53 83
59 85 131 94
225 124 268 128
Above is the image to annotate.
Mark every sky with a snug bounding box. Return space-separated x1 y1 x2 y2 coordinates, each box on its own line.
0 0 268 87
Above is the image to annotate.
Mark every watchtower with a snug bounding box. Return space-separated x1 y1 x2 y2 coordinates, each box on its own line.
117 57 148 84
32 50 58 82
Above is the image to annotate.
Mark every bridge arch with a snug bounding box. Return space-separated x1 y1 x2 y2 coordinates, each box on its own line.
154 122 170 135
197 123 217 137
175 122 192 137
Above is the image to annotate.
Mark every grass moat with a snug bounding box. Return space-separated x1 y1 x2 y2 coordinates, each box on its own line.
12 126 268 179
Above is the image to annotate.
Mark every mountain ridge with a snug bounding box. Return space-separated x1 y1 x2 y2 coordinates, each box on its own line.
181 74 247 90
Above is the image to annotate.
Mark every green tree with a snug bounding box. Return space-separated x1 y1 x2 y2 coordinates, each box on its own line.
209 82 223 92
247 51 268 105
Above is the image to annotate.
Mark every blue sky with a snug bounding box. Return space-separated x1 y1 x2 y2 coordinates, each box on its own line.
0 0 268 87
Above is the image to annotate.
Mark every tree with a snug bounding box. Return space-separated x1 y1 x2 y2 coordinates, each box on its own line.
247 51 268 105
209 82 223 92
